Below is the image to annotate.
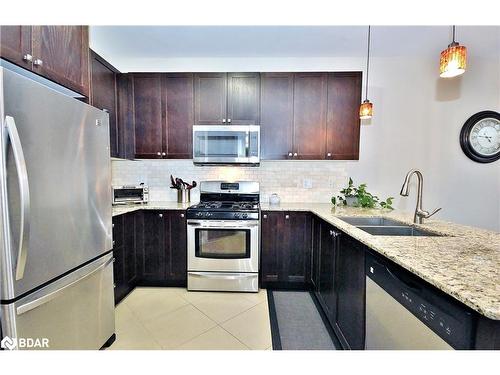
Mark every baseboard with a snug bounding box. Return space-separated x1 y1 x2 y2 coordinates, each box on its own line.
135 280 187 287
260 281 313 291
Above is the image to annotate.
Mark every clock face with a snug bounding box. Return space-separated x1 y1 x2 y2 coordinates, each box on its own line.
460 111 500 163
469 118 500 156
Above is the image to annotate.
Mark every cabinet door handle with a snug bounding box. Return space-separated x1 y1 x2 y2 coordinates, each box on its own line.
327 152 331 157
33 58 43 66
180 213 185 218
157 151 161 156
293 152 298 157
162 152 166 156
288 152 293 157
112 240 115 246
263 214 267 219
222 118 226 123
227 118 232 123
112 223 115 228
23 54 33 62
329 230 334 236
285 214 290 220
159 213 163 218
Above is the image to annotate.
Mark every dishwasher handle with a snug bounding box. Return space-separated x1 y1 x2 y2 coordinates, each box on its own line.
367 254 421 293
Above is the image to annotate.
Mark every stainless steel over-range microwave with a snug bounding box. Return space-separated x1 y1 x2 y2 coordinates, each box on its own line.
192 125 260 165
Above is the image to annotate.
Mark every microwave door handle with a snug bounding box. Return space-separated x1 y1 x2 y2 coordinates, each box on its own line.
245 131 250 157
4 116 31 281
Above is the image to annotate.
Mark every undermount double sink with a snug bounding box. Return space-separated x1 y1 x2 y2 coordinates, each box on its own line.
337 216 443 237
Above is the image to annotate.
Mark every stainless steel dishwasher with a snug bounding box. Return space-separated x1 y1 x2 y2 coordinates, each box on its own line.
365 252 474 350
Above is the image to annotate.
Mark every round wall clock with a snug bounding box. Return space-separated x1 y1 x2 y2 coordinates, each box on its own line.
460 110 500 163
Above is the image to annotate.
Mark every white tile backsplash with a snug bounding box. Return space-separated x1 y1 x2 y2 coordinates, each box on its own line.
112 159 349 203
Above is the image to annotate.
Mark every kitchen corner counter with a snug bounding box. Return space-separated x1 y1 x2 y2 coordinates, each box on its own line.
112 201 192 217
261 203 500 320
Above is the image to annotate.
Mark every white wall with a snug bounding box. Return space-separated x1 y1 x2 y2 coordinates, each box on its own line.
111 29 500 231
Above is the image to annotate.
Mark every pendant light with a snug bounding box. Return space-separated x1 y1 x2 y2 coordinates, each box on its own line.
360 25 373 120
439 25 467 78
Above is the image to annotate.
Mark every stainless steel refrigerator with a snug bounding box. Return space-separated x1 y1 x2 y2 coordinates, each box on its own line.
0 66 115 349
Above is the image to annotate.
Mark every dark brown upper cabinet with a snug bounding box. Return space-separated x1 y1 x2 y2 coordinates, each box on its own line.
90 50 119 158
293 72 328 160
326 72 362 160
260 73 294 160
227 72 260 125
194 73 227 124
194 72 260 125
132 74 164 158
0 26 32 68
1 26 90 97
131 73 194 159
116 74 136 159
163 74 194 159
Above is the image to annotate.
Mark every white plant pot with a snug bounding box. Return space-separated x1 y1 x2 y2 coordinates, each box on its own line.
345 196 358 206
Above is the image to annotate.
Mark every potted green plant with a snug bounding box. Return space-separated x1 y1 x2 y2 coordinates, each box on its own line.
332 178 394 209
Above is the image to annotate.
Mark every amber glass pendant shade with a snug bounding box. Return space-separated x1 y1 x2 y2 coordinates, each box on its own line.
359 100 373 119
439 42 467 78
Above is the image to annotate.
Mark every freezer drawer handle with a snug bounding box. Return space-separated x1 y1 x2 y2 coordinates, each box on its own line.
4 116 31 281
16 256 114 315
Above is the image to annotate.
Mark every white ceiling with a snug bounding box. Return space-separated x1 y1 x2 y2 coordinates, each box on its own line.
89 26 500 71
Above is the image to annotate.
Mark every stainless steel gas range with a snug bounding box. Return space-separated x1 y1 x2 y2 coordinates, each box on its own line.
186 181 260 292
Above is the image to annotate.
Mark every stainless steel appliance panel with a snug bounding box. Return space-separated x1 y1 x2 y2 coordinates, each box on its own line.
188 271 258 292
1 253 115 349
0 67 112 299
365 277 452 350
187 220 259 273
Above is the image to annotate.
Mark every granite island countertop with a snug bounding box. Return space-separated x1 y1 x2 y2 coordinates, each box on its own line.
112 201 500 320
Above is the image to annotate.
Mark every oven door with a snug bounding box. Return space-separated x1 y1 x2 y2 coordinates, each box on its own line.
187 220 259 273
192 125 260 164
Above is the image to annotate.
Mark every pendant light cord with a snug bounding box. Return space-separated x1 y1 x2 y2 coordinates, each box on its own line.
365 25 371 101
452 25 456 43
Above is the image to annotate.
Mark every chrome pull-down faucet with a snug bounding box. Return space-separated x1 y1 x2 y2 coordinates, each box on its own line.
400 169 442 224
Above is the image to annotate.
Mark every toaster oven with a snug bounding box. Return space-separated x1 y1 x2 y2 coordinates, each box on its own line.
112 185 149 205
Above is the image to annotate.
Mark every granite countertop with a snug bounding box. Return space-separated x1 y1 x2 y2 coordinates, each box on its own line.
262 203 500 320
112 201 500 320
112 201 192 217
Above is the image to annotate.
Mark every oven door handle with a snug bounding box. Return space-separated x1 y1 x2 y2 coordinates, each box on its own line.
187 221 259 228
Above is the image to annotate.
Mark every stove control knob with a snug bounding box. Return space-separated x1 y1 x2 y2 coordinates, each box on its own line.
242 213 248 219
196 212 203 217
234 213 241 218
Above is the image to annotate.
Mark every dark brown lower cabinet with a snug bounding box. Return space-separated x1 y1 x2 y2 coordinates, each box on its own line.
311 217 366 349
334 232 366 350
112 213 137 304
165 210 187 283
136 210 187 286
137 210 166 282
260 211 311 288
112 209 187 303
316 221 337 322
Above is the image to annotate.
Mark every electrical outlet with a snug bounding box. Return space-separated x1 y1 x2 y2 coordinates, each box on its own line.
303 179 313 189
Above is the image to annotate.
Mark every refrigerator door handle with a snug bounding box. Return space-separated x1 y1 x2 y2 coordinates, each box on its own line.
16 256 114 315
4 116 31 280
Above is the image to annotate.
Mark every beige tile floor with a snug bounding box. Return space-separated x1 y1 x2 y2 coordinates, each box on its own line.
109 287 272 350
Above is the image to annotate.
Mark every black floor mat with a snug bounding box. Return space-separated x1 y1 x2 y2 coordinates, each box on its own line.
267 290 341 350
